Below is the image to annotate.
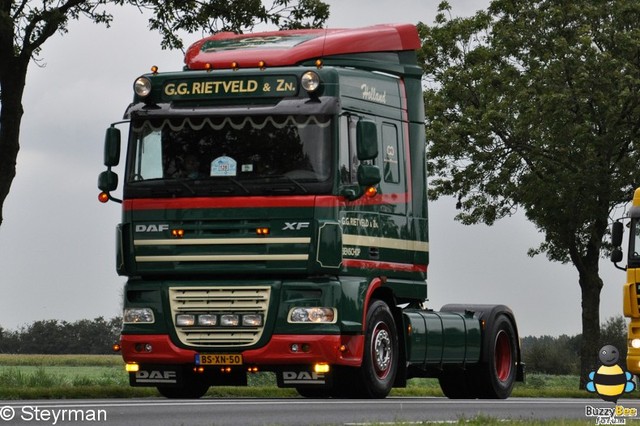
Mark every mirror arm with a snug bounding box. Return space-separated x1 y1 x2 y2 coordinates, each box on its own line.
613 262 627 272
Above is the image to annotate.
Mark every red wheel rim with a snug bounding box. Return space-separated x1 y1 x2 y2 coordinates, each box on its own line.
495 330 512 382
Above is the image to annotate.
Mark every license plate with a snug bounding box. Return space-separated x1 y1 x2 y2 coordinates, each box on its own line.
196 354 243 366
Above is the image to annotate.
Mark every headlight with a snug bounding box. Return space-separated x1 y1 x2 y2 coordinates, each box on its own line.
134 77 152 97
124 308 155 324
288 307 336 323
631 339 640 349
301 71 320 93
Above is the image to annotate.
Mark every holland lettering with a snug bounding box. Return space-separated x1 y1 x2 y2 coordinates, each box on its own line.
361 83 387 104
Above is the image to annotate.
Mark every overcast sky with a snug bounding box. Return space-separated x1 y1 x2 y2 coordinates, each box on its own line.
0 0 624 337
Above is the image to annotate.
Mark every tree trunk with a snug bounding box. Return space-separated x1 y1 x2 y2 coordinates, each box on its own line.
0 57 28 227
578 266 603 389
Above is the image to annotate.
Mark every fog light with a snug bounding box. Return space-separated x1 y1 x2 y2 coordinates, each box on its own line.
221 314 239 326
125 363 139 373
198 314 217 326
291 344 300 353
314 363 330 374
176 314 195 327
242 314 262 327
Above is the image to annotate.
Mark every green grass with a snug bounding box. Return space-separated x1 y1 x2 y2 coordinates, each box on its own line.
0 354 638 402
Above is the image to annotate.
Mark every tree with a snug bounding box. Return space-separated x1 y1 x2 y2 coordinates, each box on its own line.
420 0 640 388
0 0 329 227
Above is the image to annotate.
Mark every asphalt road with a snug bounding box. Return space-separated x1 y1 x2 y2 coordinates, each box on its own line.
1 397 638 425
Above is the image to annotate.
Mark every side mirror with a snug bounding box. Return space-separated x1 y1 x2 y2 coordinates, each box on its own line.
612 221 624 247
104 127 121 167
611 248 623 263
357 164 381 187
98 170 119 192
356 119 378 160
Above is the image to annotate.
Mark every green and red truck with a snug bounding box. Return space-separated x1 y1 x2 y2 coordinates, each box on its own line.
98 23 524 399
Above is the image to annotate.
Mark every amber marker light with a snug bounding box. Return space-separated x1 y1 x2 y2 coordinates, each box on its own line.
150 65 159 74
112 343 121 352
204 63 212 71
365 186 378 198
231 61 239 71
98 192 110 203
315 59 324 69
258 60 266 70
172 229 185 238
256 227 270 236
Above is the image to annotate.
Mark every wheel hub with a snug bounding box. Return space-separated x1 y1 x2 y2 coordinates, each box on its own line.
373 323 392 376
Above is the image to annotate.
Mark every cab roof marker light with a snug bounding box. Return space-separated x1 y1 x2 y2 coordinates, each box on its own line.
150 65 159 74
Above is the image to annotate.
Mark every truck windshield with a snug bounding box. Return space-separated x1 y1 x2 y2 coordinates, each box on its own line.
630 218 640 263
126 115 332 196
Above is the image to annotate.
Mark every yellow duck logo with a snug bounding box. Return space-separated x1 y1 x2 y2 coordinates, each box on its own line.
586 345 635 403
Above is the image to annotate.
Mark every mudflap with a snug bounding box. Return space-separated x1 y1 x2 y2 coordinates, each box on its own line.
130 364 249 387
276 367 333 389
130 365 183 387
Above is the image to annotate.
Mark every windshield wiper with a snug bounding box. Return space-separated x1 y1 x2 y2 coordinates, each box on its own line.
170 178 196 195
269 175 308 194
201 176 251 194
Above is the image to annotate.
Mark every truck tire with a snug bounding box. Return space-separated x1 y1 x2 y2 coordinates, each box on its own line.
476 314 517 399
295 387 333 398
353 299 398 398
157 374 209 399
438 369 474 399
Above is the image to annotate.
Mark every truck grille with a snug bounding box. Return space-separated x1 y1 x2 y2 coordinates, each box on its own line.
169 286 270 348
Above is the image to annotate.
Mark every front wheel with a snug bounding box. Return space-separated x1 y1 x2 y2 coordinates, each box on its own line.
353 299 398 398
157 373 209 399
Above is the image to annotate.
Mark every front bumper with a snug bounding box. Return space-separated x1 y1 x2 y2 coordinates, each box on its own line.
120 333 364 367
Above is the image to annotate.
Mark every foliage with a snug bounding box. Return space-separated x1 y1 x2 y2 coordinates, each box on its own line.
0 317 122 354
0 0 329 227
419 0 640 387
521 316 628 376
522 335 581 375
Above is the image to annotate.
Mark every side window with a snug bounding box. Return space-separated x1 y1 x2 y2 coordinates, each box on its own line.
339 115 360 184
382 123 400 184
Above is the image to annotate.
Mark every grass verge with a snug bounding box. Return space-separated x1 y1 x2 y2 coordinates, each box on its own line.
0 354 638 401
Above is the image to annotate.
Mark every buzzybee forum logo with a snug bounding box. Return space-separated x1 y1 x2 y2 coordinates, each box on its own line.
584 345 638 425
586 345 635 403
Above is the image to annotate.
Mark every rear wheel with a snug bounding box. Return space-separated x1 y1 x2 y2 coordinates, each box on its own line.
476 315 517 399
439 369 474 399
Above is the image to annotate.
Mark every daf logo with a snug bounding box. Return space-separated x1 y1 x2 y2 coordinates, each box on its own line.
282 222 310 231
135 224 169 233
136 370 176 380
282 371 326 384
